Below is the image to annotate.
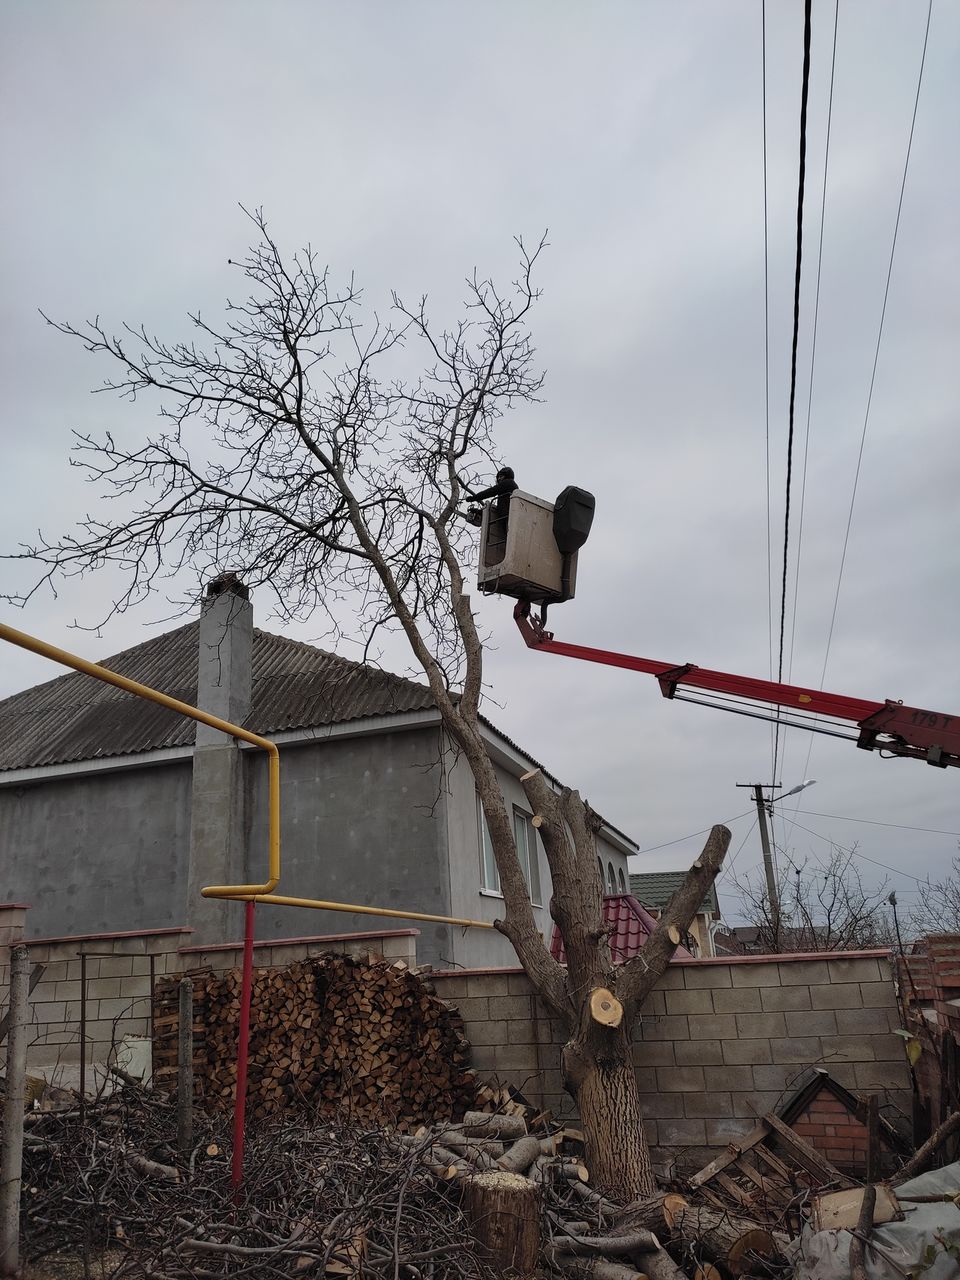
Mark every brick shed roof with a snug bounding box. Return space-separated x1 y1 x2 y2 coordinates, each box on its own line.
0 622 434 771
630 871 720 917
550 894 694 965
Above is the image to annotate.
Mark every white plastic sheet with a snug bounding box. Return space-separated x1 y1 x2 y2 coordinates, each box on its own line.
791 1160 960 1280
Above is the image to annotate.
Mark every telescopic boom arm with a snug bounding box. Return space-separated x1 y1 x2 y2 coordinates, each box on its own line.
514 602 960 769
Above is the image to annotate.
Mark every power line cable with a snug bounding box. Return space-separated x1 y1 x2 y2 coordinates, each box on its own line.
638 810 754 857
782 0 935 845
761 0 776 782
783 815 932 886
773 0 814 783
786 0 839 690
717 816 760 887
780 0 840 812
795 810 960 838
815 0 934 695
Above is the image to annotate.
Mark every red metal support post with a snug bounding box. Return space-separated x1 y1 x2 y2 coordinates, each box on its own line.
231 899 256 1195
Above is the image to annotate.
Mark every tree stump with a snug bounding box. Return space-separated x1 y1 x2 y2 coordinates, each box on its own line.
460 1171 541 1276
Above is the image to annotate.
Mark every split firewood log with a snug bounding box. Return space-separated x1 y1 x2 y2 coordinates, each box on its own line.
531 1155 590 1183
496 1135 544 1174
550 1258 652 1280
548 1231 661 1256
461 1110 527 1140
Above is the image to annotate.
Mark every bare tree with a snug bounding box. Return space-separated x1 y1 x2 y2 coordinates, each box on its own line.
908 852 960 938
732 847 894 954
5 212 730 1199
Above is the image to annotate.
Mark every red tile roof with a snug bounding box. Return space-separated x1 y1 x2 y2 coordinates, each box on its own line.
550 894 694 965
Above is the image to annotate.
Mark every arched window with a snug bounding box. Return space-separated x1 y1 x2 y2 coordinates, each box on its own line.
597 857 604 891
618 866 627 893
607 861 617 895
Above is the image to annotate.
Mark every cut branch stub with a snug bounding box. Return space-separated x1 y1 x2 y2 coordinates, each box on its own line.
589 988 624 1028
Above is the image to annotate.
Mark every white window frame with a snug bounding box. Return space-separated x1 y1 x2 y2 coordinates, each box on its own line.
476 794 501 894
513 806 542 907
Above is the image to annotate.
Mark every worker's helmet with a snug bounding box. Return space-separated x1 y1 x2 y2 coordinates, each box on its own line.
496 466 515 482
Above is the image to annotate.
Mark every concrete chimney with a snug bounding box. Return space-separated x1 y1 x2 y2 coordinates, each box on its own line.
186 575 253 943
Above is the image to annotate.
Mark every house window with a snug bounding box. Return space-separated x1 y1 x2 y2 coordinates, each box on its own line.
477 795 500 893
606 861 617 894
618 866 626 893
513 807 542 906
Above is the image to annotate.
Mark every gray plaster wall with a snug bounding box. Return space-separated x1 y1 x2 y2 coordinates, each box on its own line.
0 762 193 936
443 737 632 970
244 726 455 966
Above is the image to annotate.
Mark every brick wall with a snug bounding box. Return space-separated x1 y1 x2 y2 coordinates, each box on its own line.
789 1090 871 1172
898 932 960 1130
431 951 911 1173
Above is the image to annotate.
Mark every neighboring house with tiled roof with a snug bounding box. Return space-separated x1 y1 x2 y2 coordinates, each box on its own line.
550 894 693 965
0 579 635 968
630 871 721 957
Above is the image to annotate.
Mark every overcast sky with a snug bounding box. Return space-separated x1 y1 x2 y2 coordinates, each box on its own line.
2 1 957 925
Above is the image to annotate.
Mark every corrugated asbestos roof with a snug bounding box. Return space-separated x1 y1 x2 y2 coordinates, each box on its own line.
0 622 435 771
630 871 719 916
550 894 693 965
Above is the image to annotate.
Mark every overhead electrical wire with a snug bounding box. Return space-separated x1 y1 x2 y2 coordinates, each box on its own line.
639 809 754 857
761 0 776 783
782 815 933 887
778 0 839 838
815 0 934 696
717 816 760 889
772 0 814 784
797 811 960 837
785 0 840 687
782 0 935 846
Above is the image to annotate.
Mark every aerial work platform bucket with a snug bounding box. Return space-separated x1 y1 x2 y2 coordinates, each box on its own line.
476 485 595 605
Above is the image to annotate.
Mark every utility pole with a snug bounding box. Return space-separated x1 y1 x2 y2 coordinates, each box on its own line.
753 784 780 940
736 782 781 947
736 778 815 952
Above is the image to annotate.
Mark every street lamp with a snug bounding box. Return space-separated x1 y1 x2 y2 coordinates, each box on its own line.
735 780 817 938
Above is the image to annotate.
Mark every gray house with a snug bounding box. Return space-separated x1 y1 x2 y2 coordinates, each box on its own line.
0 580 635 968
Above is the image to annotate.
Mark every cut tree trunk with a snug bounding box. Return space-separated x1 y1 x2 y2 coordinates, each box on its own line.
460 1171 540 1276
564 1023 656 1201
667 1203 785 1277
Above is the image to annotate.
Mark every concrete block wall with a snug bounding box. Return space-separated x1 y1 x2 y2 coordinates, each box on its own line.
177 928 419 973
6 927 190 1075
0 906 418 1082
431 951 912 1173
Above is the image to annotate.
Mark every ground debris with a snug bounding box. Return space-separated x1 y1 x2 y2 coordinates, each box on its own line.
15 1078 488 1279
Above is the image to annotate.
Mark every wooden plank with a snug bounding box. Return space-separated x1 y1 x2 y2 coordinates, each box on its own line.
763 1113 856 1189
753 1144 793 1181
714 1170 754 1206
687 1120 771 1188
737 1160 776 1195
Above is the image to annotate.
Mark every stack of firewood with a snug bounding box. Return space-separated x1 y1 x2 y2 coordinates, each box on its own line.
153 954 477 1128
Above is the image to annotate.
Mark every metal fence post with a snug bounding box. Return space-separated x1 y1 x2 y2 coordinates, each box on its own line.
1 945 30 1276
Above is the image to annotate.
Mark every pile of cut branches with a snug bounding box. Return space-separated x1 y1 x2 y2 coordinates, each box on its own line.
18 1080 486 1279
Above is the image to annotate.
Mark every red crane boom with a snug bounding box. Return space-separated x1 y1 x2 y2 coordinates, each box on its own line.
514 602 960 770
